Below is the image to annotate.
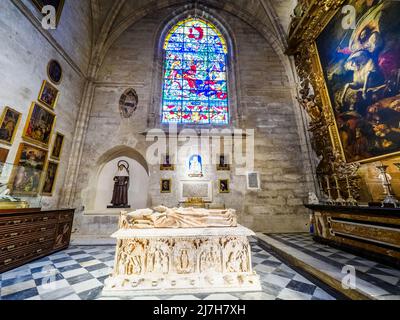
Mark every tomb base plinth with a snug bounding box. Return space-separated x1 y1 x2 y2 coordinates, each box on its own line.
103 225 261 296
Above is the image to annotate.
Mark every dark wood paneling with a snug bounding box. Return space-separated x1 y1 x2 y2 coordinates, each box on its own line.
0 208 75 273
306 205 400 268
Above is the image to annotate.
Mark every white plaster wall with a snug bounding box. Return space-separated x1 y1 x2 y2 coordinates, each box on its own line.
94 156 149 210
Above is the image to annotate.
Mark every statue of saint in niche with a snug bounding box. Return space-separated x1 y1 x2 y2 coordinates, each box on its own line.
108 160 131 208
188 155 203 177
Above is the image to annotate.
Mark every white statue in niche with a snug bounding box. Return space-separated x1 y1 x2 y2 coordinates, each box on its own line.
188 155 203 177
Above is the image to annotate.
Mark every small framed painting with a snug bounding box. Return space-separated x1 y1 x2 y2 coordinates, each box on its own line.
0 147 10 163
247 172 261 190
47 60 63 85
31 0 65 26
0 107 22 146
38 80 60 110
217 154 230 171
160 154 175 171
161 179 172 193
41 161 59 196
9 143 48 196
23 102 56 148
218 179 230 193
0 147 10 174
51 132 64 160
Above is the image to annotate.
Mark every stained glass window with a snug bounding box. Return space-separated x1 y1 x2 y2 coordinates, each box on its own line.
162 18 229 125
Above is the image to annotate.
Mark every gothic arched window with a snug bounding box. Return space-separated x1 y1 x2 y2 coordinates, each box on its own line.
162 18 229 125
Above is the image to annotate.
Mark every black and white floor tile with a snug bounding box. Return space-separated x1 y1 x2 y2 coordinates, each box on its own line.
0 238 335 300
266 233 400 298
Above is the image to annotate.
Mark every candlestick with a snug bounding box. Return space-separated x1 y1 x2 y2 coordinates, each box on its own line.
325 176 334 205
333 174 346 206
376 164 399 208
345 175 357 206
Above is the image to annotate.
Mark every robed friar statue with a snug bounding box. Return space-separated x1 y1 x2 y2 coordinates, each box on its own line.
108 160 131 208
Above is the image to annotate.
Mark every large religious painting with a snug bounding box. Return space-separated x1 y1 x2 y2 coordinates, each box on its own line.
9 143 48 196
162 18 229 125
316 0 400 162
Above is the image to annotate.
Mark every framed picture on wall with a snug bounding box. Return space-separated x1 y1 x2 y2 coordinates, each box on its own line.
0 147 10 164
0 147 10 175
315 1 400 163
160 153 175 171
9 143 48 196
31 0 65 26
51 132 64 160
38 80 60 110
217 154 230 171
47 60 63 85
0 107 22 146
161 179 172 193
247 172 261 190
22 102 56 148
41 161 59 196
218 179 230 193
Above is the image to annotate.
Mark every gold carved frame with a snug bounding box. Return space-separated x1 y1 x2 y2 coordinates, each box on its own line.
0 106 22 146
38 80 60 110
50 132 65 161
22 102 57 149
41 160 59 196
288 0 400 164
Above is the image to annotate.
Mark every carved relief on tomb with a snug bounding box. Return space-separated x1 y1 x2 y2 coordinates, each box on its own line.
222 237 250 273
145 240 171 274
198 239 222 273
116 239 147 276
113 236 253 279
172 239 196 274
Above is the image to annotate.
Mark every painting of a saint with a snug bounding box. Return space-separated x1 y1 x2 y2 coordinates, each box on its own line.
188 155 203 177
0 107 21 145
38 80 59 110
23 102 56 148
316 0 400 162
218 179 230 193
51 132 64 160
10 143 48 196
41 161 59 196
161 179 172 193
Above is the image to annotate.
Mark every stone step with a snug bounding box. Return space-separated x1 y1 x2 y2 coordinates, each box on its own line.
256 234 399 300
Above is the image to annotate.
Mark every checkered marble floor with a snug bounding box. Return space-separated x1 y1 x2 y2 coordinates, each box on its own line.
0 238 335 300
266 233 400 298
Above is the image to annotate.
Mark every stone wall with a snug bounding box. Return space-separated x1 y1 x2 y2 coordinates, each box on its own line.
72 5 311 237
0 1 92 208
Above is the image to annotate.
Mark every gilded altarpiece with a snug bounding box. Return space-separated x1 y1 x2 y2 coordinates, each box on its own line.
288 0 400 202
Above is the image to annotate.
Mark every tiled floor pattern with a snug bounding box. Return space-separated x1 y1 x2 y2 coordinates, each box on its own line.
266 233 400 298
0 238 335 300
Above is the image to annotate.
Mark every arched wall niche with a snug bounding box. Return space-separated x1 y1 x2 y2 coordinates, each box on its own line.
83 146 150 214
